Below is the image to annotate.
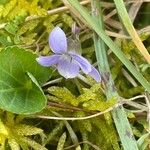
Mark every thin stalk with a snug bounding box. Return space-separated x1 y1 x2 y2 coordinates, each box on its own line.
91 1 138 149
63 0 150 93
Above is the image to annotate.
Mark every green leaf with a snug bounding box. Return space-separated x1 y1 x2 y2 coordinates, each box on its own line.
20 137 47 150
56 132 67 150
15 124 43 136
48 86 78 106
0 46 51 114
137 133 149 150
0 0 9 5
0 119 8 135
0 36 13 46
140 64 150 72
8 139 20 150
5 22 18 34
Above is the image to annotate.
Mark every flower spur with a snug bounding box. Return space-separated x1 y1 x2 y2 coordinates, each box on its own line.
36 27 101 82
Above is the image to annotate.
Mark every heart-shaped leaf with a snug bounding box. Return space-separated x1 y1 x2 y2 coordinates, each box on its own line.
0 46 51 114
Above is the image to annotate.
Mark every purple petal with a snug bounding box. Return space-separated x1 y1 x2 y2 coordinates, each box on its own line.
70 53 91 74
49 27 67 54
36 55 61 67
88 66 101 82
57 55 80 78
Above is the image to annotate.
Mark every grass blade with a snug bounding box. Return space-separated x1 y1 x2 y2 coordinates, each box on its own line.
113 0 150 63
91 1 138 149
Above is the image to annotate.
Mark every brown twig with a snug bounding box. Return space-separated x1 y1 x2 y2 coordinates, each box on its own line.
47 101 98 114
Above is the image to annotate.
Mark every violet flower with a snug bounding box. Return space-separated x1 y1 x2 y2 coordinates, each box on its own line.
36 27 101 82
